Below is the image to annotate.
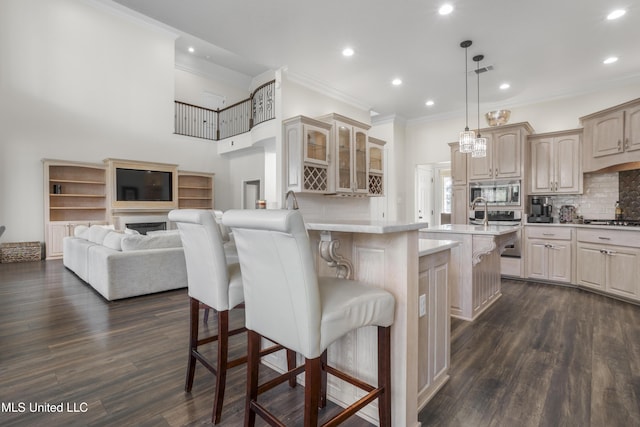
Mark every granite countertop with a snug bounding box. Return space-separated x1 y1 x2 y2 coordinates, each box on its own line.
421 224 520 236
418 239 459 257
304 218 429 234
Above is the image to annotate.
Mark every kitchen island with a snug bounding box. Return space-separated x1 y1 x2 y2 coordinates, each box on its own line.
262 218 457 427
421 224 519 321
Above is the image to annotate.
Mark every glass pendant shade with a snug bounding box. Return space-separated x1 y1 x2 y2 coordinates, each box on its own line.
472 135 487 157
459 128 475 153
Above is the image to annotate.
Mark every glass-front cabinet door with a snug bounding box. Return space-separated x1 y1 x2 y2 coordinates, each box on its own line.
304 125 329 165
337 124 352 191
354 130 368 193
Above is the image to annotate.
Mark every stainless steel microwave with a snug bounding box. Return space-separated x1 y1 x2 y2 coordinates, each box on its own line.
469 180 521 206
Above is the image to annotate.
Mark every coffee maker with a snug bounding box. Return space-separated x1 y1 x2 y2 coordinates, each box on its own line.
527 196 553 223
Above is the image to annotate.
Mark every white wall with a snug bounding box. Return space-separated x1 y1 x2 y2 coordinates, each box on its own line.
0 0 236 243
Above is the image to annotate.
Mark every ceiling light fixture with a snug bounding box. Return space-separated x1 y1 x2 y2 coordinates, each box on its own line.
472 54 487 158
499 83 510 90
426 100 435 106
459 40 475 153
188 46 195 53
342 47 354 57
603 56 618 64
439 4 453 15
607 9 626 20
392 78 402 86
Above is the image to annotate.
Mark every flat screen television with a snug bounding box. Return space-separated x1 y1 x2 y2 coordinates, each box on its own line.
116 168 173 202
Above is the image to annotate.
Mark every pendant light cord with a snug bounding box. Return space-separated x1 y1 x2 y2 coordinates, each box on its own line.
464 46 469 131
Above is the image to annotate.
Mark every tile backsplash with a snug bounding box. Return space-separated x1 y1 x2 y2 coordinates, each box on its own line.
619 169 640 219
551 172 619 220
548 170 640 220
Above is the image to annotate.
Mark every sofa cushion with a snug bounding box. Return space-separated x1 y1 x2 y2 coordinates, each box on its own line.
88 225 115 244
74 225 89 238
121 233 183 251
103 232 125 251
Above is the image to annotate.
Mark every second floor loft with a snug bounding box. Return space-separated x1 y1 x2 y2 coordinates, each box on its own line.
175 80 275 141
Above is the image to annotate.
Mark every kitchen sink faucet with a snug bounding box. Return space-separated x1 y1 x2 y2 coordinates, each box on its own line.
471 197 489 229
284 190 299 210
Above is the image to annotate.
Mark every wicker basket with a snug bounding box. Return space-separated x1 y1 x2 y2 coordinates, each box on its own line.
0 242 42 263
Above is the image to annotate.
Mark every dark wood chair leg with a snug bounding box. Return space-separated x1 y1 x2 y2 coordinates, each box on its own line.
212 310 229 424
244 330 261 427
287 349 297 388
378 326 392 427
319 350 327 408
185 297 199 392
304 357 321 426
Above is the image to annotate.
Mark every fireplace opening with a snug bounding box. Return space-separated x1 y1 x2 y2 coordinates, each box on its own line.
125 222 166 235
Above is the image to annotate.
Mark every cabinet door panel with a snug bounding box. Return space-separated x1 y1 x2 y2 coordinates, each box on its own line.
494 130 521 178
555 135 581 193
606 248 640 298
432 263 449 383
577 244 606 289
591 111 624 158
451 185 468 225
450 144 467 185
526 240 547 280
467 135 493 181
354 130 368 192
530 138 553 193
626 104 640 152
548 243 572 283
336 125 352 191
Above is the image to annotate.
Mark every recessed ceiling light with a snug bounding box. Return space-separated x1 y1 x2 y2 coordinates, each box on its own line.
438 4 453 15
188 46 195 53
425 100 435 106
603 56 618 64
392 78 402 86
607 9 626 20
499 83 511 90
342 47 354 57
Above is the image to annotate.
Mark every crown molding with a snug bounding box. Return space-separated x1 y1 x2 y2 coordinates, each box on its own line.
283 68 372 113
86 0 179 40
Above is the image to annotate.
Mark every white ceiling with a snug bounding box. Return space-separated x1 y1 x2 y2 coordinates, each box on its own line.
111 0 640 121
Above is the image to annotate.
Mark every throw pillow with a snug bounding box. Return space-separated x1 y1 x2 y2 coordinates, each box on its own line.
121 233 183 251
103 232 125 251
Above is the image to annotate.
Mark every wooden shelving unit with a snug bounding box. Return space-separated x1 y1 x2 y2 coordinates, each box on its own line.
43 160 107 259
177 171 214 209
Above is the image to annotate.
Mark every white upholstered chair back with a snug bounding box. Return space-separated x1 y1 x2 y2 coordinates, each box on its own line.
168 209 242 311
222 209 322 358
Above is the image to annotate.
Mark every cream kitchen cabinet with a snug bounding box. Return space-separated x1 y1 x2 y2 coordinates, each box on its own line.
451 185 468 224
467 123 533 181
283 115 333 193
529 129 582 194
449 142 467 186
577 228 640 301
525 226 573 284
368 136 385 196
318 113 371 195
581 98 640 172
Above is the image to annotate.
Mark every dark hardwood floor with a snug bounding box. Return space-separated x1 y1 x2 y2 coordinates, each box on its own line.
1 260 639 426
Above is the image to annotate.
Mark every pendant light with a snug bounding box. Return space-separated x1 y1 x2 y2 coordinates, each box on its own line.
458 40 475 153
472 54 487 158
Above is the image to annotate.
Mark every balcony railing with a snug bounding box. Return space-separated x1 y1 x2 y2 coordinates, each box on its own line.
175 80 276 141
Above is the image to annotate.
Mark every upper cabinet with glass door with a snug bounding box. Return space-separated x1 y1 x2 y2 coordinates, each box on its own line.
318 113 371 195
368 137 386 196
283 115 333 193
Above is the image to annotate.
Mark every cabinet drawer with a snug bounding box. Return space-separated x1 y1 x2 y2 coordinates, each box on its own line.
527 227 572 240
577 228 640 248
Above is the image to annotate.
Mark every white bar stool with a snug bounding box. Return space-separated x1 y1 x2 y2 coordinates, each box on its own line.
223 209 395 426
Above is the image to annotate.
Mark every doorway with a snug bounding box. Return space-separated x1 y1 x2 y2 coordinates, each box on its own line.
242 180 261 209
415 164 451 227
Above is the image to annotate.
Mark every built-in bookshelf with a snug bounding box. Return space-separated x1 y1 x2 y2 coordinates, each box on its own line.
177 171 214 209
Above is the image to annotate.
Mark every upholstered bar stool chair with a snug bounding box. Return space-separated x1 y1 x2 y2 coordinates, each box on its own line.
168 209 292 424
222 209 395 426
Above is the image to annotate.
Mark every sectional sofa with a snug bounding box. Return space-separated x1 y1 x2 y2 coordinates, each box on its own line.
63 225 188 300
